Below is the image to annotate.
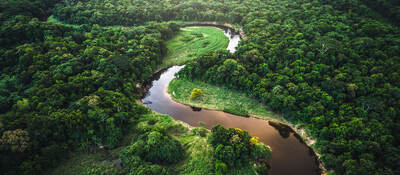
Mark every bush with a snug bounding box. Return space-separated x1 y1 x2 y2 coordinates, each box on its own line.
210 125 252 166
199 121 206 126
251 143 271 160
144 131 184 164
121 131 184 166
119 152 169 175
82 163 120 175
192 127 208 137
189 88 203 100
214 144 236 166
256 163 269 175
249 137 259 145
209 125 271 171
0 129 30 152
215 159 227 175
16 98 30 111
128 164 169 175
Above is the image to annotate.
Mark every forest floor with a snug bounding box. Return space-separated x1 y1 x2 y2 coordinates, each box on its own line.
161 26 229 68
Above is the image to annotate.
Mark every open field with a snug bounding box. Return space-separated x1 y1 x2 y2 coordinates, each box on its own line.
168 79 284 121
162 26 229 68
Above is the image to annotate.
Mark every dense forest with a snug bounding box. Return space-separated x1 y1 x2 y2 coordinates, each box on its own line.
1 0 399 174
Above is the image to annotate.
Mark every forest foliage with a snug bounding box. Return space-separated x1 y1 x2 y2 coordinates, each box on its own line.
210 125 270 175
1 0 181 173
176 0 400 173
1 0 399 174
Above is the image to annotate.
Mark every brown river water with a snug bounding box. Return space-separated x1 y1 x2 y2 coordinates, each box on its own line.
142 28 321 175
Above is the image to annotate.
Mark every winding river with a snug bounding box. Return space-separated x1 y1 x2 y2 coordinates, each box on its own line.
142 28 321 175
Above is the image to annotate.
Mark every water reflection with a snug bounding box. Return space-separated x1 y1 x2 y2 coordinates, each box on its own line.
190 106 202 112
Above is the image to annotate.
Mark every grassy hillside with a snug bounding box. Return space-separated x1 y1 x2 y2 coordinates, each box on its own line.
162 26 229 68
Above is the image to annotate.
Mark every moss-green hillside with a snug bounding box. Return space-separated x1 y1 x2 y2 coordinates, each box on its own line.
162 26 229 67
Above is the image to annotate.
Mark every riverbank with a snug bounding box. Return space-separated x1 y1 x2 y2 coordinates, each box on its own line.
168 79 281 120
168 78 326 174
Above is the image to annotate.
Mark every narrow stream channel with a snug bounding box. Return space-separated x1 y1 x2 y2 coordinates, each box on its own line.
142 28 320 175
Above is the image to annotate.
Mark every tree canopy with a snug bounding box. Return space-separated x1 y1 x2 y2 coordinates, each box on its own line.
1 0 399 174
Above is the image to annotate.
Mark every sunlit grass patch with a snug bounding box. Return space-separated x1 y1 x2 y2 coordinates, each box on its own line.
168 79 283 121
161 26 229 68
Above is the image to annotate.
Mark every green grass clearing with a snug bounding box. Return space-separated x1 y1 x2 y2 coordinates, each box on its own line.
168 79 286 121
161 26 229 68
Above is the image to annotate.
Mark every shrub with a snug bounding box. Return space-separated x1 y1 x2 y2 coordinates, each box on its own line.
192 127 208 137
16 98 30 111
249 137 259 145
144 131 184 164
82 163 120 175
121 131 184 165
251 142 271 161
129 164 169 175
215 159 227 175
256 163 269 175
0 129 30 152
214 144 236 166
209 125 271 170
189 88 203 100
198 121 205 126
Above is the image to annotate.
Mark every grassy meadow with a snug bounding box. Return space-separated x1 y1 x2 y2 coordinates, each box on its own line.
168 79 284 121
161 26 229 68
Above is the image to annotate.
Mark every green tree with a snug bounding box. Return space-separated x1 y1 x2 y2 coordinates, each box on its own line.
190 88 203 100
0 129 30 152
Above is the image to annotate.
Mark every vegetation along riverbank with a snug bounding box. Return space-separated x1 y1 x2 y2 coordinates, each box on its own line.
1 0 399 174
168 78 324 170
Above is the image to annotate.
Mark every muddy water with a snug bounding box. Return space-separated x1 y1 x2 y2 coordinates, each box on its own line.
142 27 320 175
